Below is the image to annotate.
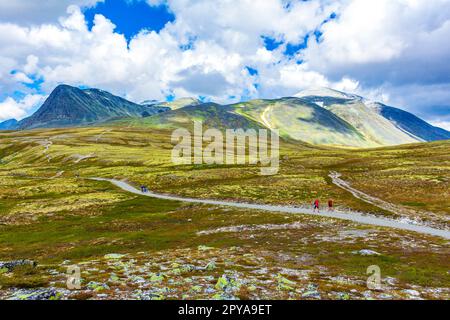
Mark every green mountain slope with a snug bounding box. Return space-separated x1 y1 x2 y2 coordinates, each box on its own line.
17 85 167 130
125 102 265 130
232 98 370 147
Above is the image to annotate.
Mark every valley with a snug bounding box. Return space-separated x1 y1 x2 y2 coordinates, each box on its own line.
0 125 449 300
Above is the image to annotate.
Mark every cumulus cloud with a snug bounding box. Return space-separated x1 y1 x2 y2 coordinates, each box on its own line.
0 0 102 25
0 94 44 121
0 0 449 126
303 0 450 87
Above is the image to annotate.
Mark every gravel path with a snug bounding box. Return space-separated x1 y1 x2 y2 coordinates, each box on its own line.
92 177 450 240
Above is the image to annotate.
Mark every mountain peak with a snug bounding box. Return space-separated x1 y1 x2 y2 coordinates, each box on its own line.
294 87 361 100
0 118 18 130
16 85 168 130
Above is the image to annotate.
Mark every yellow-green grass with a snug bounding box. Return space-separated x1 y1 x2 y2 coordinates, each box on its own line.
0 126 449 295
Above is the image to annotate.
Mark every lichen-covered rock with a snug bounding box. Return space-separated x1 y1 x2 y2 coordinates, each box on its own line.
104 253 126 260
149 273 165 283
215 274 241 293
87 281 110 292
133 290 163 300
170 264 195 275
302 284 321 299
0 260 37 272
191 285 202 293
353 249 380 256
9 288 60 300
276 274 296 291
205 261 216 271
198 245 215 251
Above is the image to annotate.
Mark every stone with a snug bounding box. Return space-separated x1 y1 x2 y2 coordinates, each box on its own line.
87 281 110 292
149 273 165 283
205 261 216 271
276 274 296 291
403 289 420 297
191 285 202 293
302 284 321 299
10 288 60 301
353 249 380 256
198 245 215 251
0 259 37 272
104 253 126 260
215 274 241 292
109 273 120 283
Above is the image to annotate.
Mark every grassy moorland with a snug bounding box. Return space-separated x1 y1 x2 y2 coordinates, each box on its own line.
0 126 448 300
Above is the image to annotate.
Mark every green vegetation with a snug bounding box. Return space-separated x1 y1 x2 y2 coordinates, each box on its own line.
0 126 448 299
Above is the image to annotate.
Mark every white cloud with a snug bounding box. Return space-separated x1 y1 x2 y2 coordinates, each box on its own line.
0 0 102 25
303 0 450 86
429 120 450 131
0 94 44 121
0 0 448 127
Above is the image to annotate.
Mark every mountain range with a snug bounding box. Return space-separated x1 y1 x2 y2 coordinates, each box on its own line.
1 84 449 148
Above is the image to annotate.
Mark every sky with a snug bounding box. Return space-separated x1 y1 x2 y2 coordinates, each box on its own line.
0 0 449 130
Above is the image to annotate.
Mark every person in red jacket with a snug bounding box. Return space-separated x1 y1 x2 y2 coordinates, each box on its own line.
328 199 334 211
313 199 320 213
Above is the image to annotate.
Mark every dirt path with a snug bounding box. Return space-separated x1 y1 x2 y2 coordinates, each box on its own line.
91 177 450 240
261 105 274 130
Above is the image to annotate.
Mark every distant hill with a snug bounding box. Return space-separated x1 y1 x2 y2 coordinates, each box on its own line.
17 85 168 130
152 97 202 110
0 119 18 130
128 102 265 131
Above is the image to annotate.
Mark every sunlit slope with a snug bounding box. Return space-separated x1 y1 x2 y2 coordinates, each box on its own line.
369 102 450 141
233 98 370 147
324 100 421 146
110 87 449 148
122 102 265 130
294 87 450 145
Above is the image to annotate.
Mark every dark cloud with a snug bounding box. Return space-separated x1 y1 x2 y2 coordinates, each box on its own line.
170 67 231 96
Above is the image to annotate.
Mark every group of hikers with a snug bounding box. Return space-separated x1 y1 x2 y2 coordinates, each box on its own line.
140 182 333 214
313 199 334 213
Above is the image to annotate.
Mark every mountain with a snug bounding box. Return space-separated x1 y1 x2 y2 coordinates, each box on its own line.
0 119 18 130
17 84 168 130
156 97 202 110
128 87 449 148
12 84 449 148
368 102 450 142
288 87 450 146
232 98 371 147
130 102 265 130
295 87 362 101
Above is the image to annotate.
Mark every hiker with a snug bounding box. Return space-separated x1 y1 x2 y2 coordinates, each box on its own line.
328 199 334 211
313 199 320 213
141 185 146 193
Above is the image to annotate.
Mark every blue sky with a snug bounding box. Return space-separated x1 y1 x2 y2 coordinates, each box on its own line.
84 0 174 40
0 0 450 129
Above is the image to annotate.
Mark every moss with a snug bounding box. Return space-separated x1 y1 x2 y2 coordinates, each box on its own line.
0 265 49 289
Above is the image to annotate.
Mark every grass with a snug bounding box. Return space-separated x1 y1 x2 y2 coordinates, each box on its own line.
0 126 448 297
0 265 49 289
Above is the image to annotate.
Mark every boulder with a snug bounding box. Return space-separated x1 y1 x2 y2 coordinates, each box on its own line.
0 259 36 272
